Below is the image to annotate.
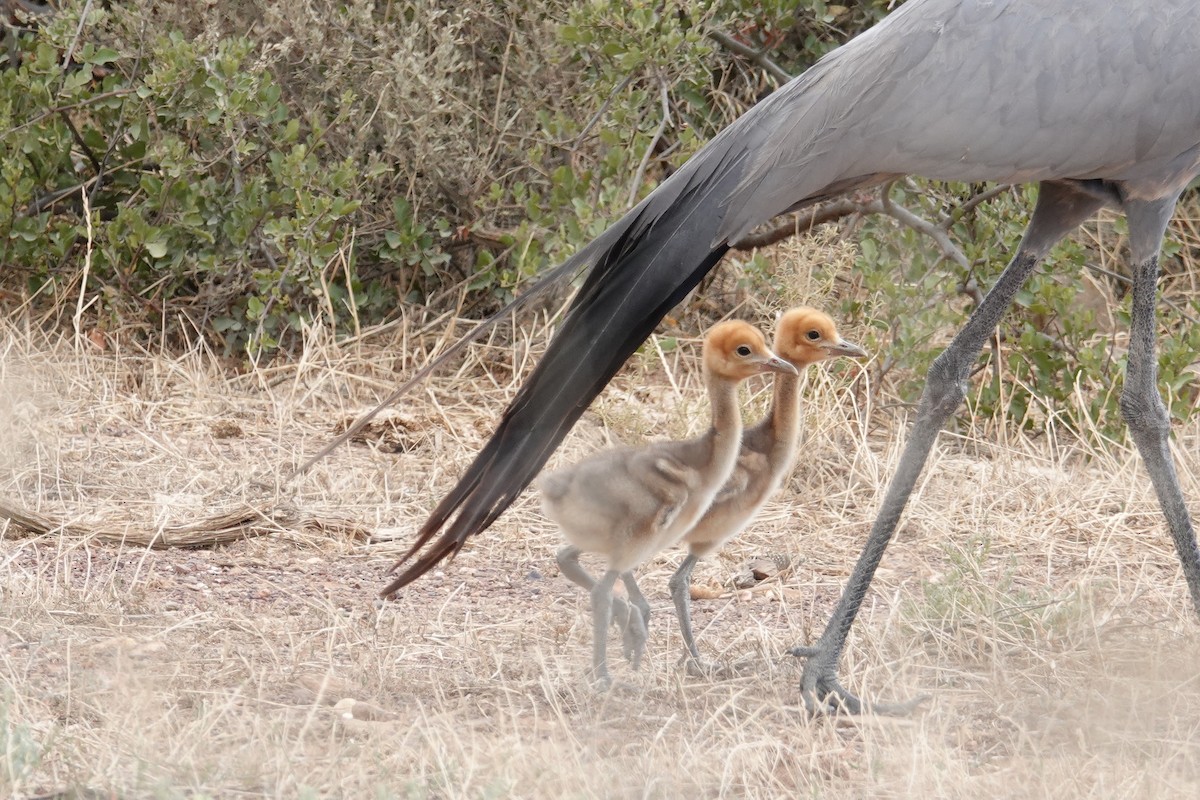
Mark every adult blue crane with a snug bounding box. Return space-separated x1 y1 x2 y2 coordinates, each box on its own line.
381 0 1200 713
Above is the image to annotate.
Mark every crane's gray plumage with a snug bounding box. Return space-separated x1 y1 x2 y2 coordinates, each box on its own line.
382 0 1200 713
720 0 1200 239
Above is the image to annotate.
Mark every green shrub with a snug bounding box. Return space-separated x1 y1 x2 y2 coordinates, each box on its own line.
813 181 1200 436
1 10 395 354
2 0 1197 437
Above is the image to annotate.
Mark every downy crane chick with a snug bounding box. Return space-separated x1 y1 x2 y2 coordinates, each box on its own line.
539 320 797 685
668 308 866 674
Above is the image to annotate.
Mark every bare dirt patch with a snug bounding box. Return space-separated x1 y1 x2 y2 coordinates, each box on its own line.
2 321 1199 798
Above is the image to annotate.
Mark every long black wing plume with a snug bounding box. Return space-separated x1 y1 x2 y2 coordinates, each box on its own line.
383 142 751 593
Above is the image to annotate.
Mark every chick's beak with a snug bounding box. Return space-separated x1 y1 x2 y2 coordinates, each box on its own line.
824 338 867 359
759 351 800 375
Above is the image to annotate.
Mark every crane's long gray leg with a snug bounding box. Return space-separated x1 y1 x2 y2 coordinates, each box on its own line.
590 568 620 686
619 571 651 669
1120 198 1200 610
667 554 720 681
797 182 1108 715
668 553 709 670
556 546 642 664
669 554 739 677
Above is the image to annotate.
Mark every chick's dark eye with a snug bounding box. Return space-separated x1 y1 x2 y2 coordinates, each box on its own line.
806 330 821 341
735 344 752 357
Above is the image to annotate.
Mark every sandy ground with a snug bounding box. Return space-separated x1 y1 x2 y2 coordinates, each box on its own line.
2 321 1199 798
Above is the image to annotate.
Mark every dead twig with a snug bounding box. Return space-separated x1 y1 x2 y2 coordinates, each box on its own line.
708 28 792 85
730 198 865 250
0 496 371 548
571 72 636 150
942 183 1013 226
626 77 672 208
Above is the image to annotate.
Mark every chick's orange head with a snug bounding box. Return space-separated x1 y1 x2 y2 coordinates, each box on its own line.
703 320 797 380
774 307 867 366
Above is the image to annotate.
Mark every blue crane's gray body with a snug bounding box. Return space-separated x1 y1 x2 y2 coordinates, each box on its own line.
617 0 1200 246
722 0 1200 225
385 0 1200 711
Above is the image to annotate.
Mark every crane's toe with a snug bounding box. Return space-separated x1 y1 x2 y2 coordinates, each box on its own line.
589 670 614 692
682 656 737 680
799 673 863 715
798 654 929 717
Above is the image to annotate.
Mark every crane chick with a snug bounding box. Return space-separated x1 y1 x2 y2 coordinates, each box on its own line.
539 320 796 686
668 308 866 674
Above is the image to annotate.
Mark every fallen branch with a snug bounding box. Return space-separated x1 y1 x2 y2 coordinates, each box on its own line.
0 496 372 549
626 78 672 208
729 198 864 250
708 28 792 85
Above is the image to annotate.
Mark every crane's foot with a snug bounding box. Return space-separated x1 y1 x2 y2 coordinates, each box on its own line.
586 663 613 691
585 668 642 694
680 656 743 680
797 653 929 717
681 655 720 678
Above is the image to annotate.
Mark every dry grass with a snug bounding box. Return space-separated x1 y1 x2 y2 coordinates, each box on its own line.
2 303 1200 799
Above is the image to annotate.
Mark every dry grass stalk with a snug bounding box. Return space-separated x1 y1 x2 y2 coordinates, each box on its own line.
0 496 371 549
2 291 1200 797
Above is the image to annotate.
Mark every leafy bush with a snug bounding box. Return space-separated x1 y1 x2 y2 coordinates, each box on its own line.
2 12 387 353
2 0 1197 435
812 181 1200 436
